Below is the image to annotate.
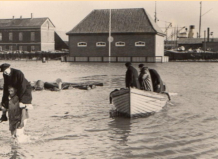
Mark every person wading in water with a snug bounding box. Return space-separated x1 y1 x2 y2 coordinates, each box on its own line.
0 63 32 123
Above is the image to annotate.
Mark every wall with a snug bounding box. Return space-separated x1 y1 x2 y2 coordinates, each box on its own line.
68 33 156 57
155 35 164 56
41 20 55 51
0 28 41 51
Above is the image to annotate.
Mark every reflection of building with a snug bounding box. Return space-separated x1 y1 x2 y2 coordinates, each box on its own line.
66 8 166 62
0 14 55 52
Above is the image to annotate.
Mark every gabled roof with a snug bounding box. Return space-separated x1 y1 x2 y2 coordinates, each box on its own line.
67 8 164 36
0 17 55 28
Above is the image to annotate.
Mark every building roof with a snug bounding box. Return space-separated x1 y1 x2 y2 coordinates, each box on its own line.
55 31 68 41
66 8 164 35
0 17 54 28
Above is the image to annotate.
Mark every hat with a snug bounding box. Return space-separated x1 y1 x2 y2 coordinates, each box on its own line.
0 63 10 72
125 62 132 67
138 64 144 68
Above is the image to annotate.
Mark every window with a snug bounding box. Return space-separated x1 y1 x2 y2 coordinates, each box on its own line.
31 46 35 51
135 41 145 47
115 41 125 47
31 32 35 41
9 32 13 41
19 46 23 51
9 46 13 51
77 42 87 47
0 46 2 51
19 32 23 41
96 42 106 47
23 46 27 51
0 33 2 41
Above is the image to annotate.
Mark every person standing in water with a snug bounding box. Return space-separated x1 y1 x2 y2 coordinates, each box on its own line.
7 86 29 140
0 63 32 122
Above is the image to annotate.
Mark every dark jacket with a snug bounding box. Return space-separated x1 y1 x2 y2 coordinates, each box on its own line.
149 69 164 93
125 66 140 89
2 68 32 108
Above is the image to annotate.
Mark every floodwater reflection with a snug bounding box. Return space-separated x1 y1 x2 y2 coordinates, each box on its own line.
108 118 131 146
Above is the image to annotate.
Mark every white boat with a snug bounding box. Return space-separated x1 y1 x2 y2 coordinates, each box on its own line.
110 88 169 118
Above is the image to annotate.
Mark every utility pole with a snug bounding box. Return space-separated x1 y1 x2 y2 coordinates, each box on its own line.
199 1 202 38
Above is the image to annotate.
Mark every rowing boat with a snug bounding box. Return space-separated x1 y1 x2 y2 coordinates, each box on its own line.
109 88 169 118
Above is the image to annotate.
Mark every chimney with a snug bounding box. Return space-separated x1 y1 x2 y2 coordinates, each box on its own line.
31 13 33 19
207 27 210 42
188 25 195 38
20 16 22 19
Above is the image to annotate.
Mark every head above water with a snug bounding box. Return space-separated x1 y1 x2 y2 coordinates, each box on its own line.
0 63 10 72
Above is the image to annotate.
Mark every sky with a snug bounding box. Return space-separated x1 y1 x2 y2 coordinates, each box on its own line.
0 1 217 40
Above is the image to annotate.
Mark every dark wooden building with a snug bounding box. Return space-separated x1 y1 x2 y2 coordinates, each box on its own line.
55 31 68 51
66 8 167 62
0 15 55 52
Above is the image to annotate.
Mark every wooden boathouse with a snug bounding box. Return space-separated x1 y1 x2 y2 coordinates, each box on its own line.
66 8 168 63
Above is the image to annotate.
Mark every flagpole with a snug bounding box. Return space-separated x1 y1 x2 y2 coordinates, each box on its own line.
109 9 111 63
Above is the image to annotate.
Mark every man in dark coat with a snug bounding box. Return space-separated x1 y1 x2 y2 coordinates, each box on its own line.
0 63 32 122
125 62 140 89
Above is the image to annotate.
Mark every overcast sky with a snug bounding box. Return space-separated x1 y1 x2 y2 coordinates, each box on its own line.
0 1 217 40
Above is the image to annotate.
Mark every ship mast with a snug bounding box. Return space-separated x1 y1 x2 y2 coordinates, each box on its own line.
199 1 202 38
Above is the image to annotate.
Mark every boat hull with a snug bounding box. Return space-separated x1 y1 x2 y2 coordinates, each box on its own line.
110 88 168 118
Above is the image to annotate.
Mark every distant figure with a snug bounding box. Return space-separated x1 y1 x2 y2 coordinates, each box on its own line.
138 64 153 91
125 62 140 89
0 63 32 122
138 64 165 93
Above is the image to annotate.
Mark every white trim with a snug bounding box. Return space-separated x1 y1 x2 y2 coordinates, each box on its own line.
135 41 145 47
96 42 106 47
115 41 125 47
77 42 87 47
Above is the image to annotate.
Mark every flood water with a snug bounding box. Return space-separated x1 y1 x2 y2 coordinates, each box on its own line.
0 61 218 159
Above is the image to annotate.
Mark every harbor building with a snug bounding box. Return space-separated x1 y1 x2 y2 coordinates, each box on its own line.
0 14 55 52
66 8 168 62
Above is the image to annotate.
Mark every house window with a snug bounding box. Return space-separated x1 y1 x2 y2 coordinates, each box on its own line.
23 46 27 51
0 33 2 41
19 32 23 41
9 32 13 41
19 46 23 51
115 41 125 47
96 42 106 47
9 46 13 51
135 41 145 47
31 32 35 41
77 42 87 47
31 46 35 51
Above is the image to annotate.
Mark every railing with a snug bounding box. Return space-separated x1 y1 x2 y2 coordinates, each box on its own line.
0 52 68 61
165 52 218 61
64 56 169 63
